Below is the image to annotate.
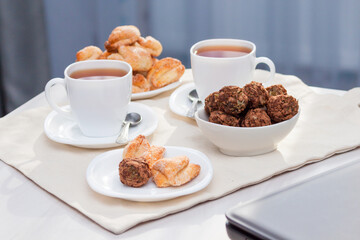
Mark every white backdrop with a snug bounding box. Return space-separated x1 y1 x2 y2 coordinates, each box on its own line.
0 0 50 115
3 1 359 116
44 0 360 91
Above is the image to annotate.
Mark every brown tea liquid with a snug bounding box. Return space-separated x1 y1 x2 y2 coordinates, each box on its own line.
70 68 128 80
195 45 252 58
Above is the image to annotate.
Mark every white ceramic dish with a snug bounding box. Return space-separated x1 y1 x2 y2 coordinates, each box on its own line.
86 146 213 202
44 102 158 149
195 108 300 156
131 78 183 100
169 82 204 118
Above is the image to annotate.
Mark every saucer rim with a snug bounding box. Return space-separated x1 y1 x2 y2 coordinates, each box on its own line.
44 102 158 148
131 78 183 100
169 82 204 118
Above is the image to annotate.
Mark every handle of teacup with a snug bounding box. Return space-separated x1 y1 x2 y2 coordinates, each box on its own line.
254 57 276 83
45 78 73 120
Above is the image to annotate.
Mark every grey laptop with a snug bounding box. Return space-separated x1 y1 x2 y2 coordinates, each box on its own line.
226 160 360 240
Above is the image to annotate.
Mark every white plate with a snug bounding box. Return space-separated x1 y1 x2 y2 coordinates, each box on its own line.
86 146 213 202
169 82 204 118
131 78 183 100
44 102 158 149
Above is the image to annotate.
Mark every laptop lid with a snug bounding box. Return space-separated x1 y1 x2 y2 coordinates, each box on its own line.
226 160 360 240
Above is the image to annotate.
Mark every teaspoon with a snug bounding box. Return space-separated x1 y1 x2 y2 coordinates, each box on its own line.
186 89 201 118
116 112 142 145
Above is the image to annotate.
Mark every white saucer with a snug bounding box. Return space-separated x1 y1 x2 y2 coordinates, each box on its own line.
169 82 204 118
86 146 213 202
131 77 183 100
44 102 158 149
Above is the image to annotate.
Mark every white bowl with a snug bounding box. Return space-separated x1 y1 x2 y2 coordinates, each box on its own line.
195 108 300 156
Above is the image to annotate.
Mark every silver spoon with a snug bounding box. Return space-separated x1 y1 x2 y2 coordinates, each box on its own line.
116 112 142 145
186 89 201 118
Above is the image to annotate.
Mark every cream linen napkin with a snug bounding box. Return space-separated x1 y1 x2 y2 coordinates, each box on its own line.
0 70 360 234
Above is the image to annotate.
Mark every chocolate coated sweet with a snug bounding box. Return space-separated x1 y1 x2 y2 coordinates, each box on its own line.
243 81 269 108
209 110 240 127
241 108 271 127
267 95 299 122
218 86 248 115
205 91 220 114
119 157 151 187
266 84 288 96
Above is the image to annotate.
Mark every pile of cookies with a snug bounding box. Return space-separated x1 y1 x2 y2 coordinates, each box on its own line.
205 81 299 127
76 25 185 93
119 135 200 188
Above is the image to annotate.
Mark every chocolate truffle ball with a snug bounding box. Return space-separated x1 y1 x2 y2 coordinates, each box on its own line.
119 157 151 188
209 110 240 127
218 86 248 115
243 81 269 108
267 95 299 122
241 108 271 127
204 91 220 114
266 84 288 96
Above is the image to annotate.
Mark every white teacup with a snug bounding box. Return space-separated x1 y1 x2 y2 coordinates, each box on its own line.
190 39 275 102
45 60 132 137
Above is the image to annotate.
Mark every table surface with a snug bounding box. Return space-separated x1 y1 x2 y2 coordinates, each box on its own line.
1 85 359 240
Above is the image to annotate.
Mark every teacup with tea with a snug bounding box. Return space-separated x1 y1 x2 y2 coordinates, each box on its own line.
190 39 275 102
45 60 132 137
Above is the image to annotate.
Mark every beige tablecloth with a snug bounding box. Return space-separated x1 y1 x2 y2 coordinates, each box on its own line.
1 70 360 234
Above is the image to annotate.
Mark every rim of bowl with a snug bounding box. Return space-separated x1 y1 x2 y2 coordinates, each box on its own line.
195 107 301 130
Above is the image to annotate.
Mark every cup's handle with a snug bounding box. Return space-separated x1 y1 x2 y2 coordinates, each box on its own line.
254 57 276 83
45 78 73 119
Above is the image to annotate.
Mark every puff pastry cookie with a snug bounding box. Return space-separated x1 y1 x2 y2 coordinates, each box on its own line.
76 46 102 61
147 57 185 88
107 53 124 61
118 45 153 72
75 25 185 94
132 74 151 93
147 145 166 168
152 156 200 187
123 135 150 159
122 135 165 168
138 36 163 57
104 25 140 52
98 50 111 59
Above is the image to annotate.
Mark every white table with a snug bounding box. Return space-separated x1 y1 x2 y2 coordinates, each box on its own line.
1 86 359 239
